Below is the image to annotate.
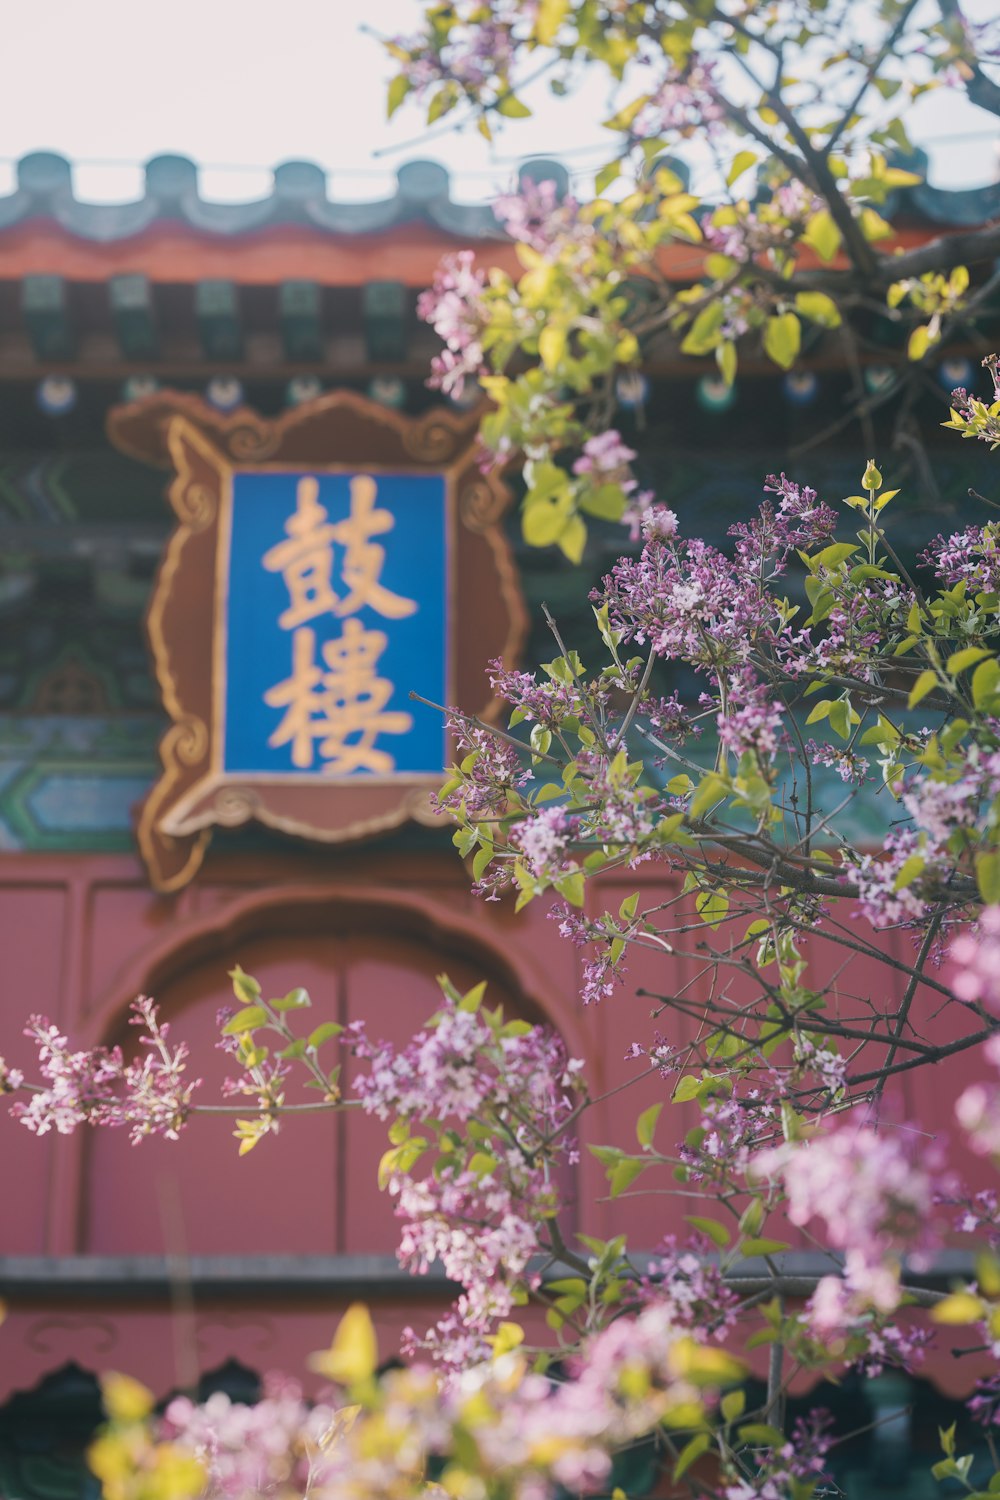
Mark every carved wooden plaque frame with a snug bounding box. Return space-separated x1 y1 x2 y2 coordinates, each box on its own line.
107 392 526 892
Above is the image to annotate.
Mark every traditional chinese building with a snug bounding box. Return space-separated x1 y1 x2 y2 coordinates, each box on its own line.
0 149 999 1498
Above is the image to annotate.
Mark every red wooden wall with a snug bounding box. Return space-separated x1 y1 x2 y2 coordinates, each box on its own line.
0 848 994 1399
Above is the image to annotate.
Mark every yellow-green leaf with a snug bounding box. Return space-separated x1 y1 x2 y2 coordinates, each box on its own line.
387 74 411 120
726 150 758 187
101 1373 155 1423
558 513 587 564
674 1432 711 1480
795 290 841 328
908 324 936 362
497 94 532 118
539 324 567 370
802 209 841 262
976 851 1000 905
763 312 801 371
637 1102 663 1149
535 0 569 44
685 1215 731 1248
948 647 992 676
908 670 939 708
309 1304 378 1385
223 1005 268 1035
931 1292 984 1325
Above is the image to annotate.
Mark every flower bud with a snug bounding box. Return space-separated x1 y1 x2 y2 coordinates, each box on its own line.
862 459 882 490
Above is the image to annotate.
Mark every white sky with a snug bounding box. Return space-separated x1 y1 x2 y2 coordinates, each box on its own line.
1 0 997 205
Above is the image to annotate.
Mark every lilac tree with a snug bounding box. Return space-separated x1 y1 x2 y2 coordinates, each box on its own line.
6 4 1000 1496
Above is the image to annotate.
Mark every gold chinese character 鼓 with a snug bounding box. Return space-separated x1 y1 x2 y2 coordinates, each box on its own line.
331 475 417 620
263 620 413 774
262 477 339 629
262 473 417 630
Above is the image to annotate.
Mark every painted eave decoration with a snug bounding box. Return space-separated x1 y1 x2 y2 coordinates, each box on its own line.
107 391 526 892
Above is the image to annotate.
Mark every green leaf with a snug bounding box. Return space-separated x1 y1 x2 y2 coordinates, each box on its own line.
535 0 569 45
932 1292 984 1324
721 1389 746 1423
908 324 935 362
716 339 737 387
594 160 620 196
556 869 585 907
307 1022 343 1050
523 501 572 548
636 1102 663 1149
619 892 639 922
795 291 841 328
539 324 567 370
609 1157 646 1197
672 1075 702 1104
222 1005 268 1035
815 542 859 570
908 670 939 708
674 1432 710 1480
738 1424 787 1448
726 150 757 187
558 514 587 564
696 888 729 928
948 647 992 675
973 659 1000 709
689 773 728 820
272 987 311 1011
740 1238 790 1257
229 966 261 1004
802 209 841 262
497 93 532 118
976 851 1000 905
763 312 801 371
387 73 411 120
684 1215 731 1248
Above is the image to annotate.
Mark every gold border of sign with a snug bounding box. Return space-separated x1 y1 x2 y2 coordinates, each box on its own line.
109 391 524 893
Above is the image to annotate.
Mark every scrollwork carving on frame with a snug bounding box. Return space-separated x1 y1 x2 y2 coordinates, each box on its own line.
108 391 527 893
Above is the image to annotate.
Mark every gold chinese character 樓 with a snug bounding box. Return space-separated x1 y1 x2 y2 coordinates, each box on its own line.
263 620 413 774
262 474 417 629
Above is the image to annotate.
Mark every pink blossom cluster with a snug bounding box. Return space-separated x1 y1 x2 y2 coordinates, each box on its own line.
716 668 784 763
416 250 488 399
435 715 531 823
951 906 1000 1013
489 657 597 729
162 1375 338 1499
352 997 580 1132
393 1165 548 1331
639 1236 739 1340
728 473 837 577
681 1095 780 1184
10 998 199 1143
804 738 870 785
634 58 725 138
599 527 775 672
514 805 577 880
755 1112 946 1331
921 521 1000 595
723 1413 833 1500
855 758 1000 927
494 176 582 255
571 428 636 479
956 1034 1000 1158
351 996 582 1352
854 828 932 929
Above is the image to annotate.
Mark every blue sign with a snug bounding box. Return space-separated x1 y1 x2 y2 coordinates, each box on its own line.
221 470 448 777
